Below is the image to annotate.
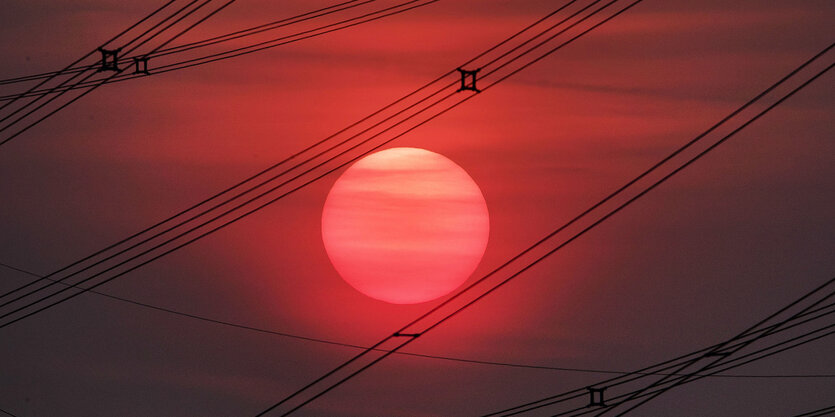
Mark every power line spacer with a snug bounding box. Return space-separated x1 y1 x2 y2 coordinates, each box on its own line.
98 47 122 72
457 68 481 93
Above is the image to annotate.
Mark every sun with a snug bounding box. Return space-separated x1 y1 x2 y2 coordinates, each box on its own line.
321 147 490 304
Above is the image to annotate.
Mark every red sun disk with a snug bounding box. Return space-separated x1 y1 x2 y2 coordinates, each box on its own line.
321 147 490 304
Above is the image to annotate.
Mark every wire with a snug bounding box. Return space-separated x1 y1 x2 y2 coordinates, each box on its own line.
0 0 178 106
0 0 458 303
0 0 232 147
489 281 835 416
0 0 439 101
254 28 833 417
0 0 371 86
3 261 832 380
792 405 835 417
0 0 589 323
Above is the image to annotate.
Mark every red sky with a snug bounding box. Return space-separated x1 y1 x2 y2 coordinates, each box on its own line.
0 0 833 416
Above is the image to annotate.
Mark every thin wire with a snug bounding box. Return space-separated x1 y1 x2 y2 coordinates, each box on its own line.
0 0 223 147
495 288 835 417
0 0 578 316
0 0 440 100
4 261 831 379
792 405 835 417
258 23 834 416
0 0 370 85
490 294 835 417
0 0 206 126
0 0 178 106
0 0 453 303
256 1 649 414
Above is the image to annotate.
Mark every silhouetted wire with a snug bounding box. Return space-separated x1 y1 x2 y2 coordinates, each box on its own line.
0 0 584 311
491 280 835 416
4 260 832 380
0 0 232 147
149 0 373 57
485 60 835 416
254 29 833 417
600 270 835 416
0 0 370 85
0 406 18 417
0 0 177 106
0 0 583 315
0 0 461 303
0 0 441 151
0 0 619 332
0 0 439 101
0 0 630 362
0 0 205 125
254 2 657 415
792 404 835 417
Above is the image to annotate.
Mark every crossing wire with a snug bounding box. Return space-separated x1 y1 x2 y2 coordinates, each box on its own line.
251 36 834 417
0 0 595 323
487 278 835 416
0 0 435 140
0 0 369 86
791 405 835 417
3 260 833 380
0 0 237 147
0 0 440 101
0 0 209 120
0 0 178 105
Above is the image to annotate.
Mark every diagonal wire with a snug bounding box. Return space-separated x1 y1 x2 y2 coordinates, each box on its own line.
0 0 586 321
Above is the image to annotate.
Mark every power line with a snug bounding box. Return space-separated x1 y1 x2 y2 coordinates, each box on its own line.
252 34 833 416
0 0 438 151
0 0 178 103
0 0 237 147
0 0 371 86
487 278 835 416
792 404 835 417
0 0 606 327
3 261 832 380
0 0 438 103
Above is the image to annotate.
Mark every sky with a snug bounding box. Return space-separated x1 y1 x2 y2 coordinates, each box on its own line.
0 0 833 416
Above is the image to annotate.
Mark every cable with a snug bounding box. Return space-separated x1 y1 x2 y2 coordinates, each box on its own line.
0 0 178 107
253 32 833 416
0 0 458 303
792 405 835 417
0 0 232 147
0 0 592 323
600 273 835 416
0 0 622 335
3 261 832 380
0 0 439 101
489 280 835 416
0 0 371 86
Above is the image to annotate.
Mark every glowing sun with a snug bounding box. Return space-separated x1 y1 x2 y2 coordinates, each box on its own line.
321 147 489 304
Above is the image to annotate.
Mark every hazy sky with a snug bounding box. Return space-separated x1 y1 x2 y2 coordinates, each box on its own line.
0 1 833 416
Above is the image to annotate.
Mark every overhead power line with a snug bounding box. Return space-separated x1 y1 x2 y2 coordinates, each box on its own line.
791 404 835 417
0 0 438 148
0 0 368 86
0 0 239 147
251 38 834 416
3 261 832 380
486 278 835 416
0 0 621 328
